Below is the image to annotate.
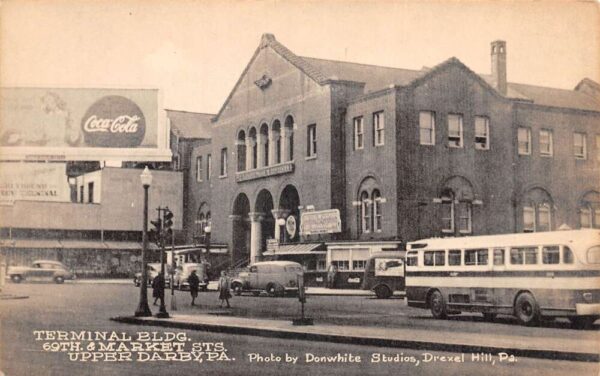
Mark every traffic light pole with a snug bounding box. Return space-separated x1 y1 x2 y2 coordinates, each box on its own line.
155 206 170 319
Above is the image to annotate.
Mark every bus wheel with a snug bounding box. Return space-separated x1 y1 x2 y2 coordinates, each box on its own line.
514 292 540 326
374 285 392 299
428 290 447 319
569 316 597 330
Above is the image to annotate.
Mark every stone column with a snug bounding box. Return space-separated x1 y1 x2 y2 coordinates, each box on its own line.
246 138 254 170
248 212 264 263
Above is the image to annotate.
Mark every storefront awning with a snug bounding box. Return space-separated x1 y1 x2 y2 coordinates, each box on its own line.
263 243 325 256
61 240 107 249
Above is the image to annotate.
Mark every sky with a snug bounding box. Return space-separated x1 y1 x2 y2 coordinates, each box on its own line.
1 0 599 114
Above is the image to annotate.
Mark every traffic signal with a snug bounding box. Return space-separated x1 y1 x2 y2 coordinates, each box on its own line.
163 209 174 237
150 218 162 246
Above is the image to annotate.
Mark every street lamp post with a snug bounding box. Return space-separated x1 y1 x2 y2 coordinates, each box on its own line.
204 225 212 258
135 167 153 317
156 207 170 318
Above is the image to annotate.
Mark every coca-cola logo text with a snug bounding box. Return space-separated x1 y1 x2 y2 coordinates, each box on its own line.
81 96 146 148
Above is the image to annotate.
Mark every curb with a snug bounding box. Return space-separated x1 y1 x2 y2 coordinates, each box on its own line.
110 316 598 363
0 294 29 300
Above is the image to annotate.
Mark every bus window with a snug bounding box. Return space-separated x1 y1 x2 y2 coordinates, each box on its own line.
448 250 461 265
563 246 574 264
510 247 538 265
493 248 505 265
424 251 444 266
587 246 600 264
465 249 488 265
406 252 418 266
542 246 560 264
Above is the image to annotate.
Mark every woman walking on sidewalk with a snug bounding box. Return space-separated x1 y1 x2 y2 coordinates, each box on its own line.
152 273 165 306
217 271 232 308
188 270 200 306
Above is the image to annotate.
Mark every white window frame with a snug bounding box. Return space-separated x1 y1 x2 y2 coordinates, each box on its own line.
307 124 317 157
373 111 385 146
447 114 463 148
574 132 587 160
537 203 552 232
196 156 203 182
206 154 212 180
474 116 489 150
220 148 227 177
419 111 435 146
360 191 370 233
539 129 553 157
457 201 472 234
354 117 364 150
518 127 531 155
441 196 455 233
372 190 383 232
523 206 535 232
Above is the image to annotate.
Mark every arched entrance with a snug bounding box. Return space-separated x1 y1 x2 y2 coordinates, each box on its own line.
278 185 300 242
232 193 251 264
254 190 275 260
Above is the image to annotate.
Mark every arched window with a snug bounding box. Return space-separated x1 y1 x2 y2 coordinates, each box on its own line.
360 191 370 233
249 127 257 169
272 120 281 164
237 130 246 172
521 188 553 232
260 123 269 167
372 189 382 232
579 191 600 229
284 115 294 161
438 177 474 235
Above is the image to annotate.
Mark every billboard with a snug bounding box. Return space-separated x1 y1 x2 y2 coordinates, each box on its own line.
0 162 71 205
300 209 342 235
0 87 171 161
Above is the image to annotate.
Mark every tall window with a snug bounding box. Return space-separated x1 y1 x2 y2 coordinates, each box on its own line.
220 148 227 177
447 114 463 148
307 124 317 157
206 154 212 180
372 189 382 231
419 111 435 145
441 191 454 233
196 156 203 182
373 111 384 146
522 188 553 232
518 127 531 155
438 177 475 235
354 117 364 150
538 203 551 232
457 202 472 233
523 206 535 232
88 182 94 203
574 132 587 159
272 120 281 164
237 131 246 172
360 191 370 233
579 191 600 229
539 129 553 156
474 116 489 150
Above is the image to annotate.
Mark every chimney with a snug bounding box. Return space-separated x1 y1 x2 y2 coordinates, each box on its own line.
491 40 507 95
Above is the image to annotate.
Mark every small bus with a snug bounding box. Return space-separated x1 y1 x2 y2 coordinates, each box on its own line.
405 230 600 328
362 251 405 299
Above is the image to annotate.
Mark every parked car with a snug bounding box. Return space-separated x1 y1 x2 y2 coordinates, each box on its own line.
231 261 303 297
7 260 74 284
173 263 209 291
133 263 172 287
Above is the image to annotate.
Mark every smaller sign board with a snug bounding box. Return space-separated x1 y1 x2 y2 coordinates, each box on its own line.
300 209 341 235
374 258 404 277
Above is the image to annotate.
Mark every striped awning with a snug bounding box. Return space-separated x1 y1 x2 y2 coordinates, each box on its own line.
262 243 325 256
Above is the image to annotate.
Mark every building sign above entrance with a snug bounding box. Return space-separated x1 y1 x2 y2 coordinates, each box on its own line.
235 161 294 183
300 209 341 235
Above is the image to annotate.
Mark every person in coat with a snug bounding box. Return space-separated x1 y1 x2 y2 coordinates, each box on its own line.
217 271 232 308
152 273 165 306
188 270 200 306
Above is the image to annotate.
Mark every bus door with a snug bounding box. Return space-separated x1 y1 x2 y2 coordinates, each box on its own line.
490 247 507 307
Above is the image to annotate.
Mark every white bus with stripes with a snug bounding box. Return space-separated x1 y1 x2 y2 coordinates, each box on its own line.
405 230 600 328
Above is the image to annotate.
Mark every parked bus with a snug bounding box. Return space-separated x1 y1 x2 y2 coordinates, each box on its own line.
405 230 600 328
362 251 405 299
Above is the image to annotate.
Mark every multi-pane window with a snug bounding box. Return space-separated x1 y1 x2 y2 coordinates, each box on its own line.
424 251 446 266
457 202 472 234
354 117 364 150
352 260 367 270
206 154 212 180
474 116 489 150
441 195 454 233
538 204 551 232
518 127 531 155
539 130 553 156
196 156 203 182
542 246 560 264
220 148 227 177
372 190 382 232
523 204 552 232
360 191 370 233
448 250 461 265
523 206 535 232
307 124 317 157
510 247 538 265
580 205 600 229
447 114 463 148
419 111 435 145
373 111 385 146
464 249 488 266
574 132 587 159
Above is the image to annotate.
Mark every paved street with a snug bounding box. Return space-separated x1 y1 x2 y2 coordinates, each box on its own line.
1 282 598 376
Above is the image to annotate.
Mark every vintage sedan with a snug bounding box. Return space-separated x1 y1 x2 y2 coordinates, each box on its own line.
133 263 172 287
173 263 209 290
7 260 74 284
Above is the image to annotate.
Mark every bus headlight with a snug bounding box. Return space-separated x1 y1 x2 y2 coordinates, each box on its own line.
583 292 593 303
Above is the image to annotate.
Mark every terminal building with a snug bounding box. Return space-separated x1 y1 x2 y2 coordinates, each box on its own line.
181 34 600 286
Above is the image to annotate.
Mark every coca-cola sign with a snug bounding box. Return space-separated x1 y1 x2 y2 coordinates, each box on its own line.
81 95 146 147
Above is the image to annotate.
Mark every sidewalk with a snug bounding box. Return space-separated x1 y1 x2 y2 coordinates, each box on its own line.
111 313 599 363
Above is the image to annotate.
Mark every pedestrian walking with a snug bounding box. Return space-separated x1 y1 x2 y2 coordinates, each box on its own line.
217 271 232 308
151 273 165 306
326 264 338 289
188 269 200 306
